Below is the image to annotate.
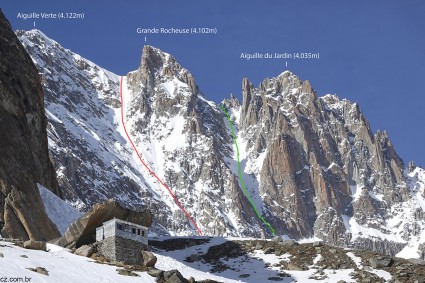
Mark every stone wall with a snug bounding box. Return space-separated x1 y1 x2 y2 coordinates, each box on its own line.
97 236 146 265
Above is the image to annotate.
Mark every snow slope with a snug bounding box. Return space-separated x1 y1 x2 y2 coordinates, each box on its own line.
0 241 155 283
37 184 82 235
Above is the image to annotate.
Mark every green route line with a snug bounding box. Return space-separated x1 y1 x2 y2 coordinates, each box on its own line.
220 104 276 236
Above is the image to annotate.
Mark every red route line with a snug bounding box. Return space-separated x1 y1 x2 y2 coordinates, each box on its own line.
119 76 203 236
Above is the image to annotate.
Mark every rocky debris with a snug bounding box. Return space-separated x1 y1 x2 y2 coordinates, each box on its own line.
74 245 93 257
349 270 385 282
368 256 393 268
202 241 246 264
287 262 303 271
26 267 49 276
406 258 425 265
0 9 60 241
152 269 223 283
280 239 298 247
150 238 210 251
141 251 157 267
156 238 425 283
264 246 275 254
20 255 28 258
164 270 187 283
0 252 3 257
23 240 46 251
147 268 164 278
53 199 152 248
272 236 283 243
185 253 201 263
116 268 139 277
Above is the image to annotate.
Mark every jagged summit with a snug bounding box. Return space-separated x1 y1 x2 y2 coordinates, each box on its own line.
129 45 199 95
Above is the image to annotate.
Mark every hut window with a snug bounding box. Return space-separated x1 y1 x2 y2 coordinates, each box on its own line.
117 223 123 230
132 227 136 234
137 229 141 235
142 230 145 237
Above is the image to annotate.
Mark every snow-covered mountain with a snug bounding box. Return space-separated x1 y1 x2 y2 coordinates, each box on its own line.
16 29 425 259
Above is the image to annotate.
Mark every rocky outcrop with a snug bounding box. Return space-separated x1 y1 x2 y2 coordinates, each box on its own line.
55 199 152 248
0 10 60 240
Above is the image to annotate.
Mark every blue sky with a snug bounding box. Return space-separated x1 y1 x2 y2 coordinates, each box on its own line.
3 0 425 167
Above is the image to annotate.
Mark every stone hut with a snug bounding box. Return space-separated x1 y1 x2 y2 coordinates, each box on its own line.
96 218 149 265
96 218 148 244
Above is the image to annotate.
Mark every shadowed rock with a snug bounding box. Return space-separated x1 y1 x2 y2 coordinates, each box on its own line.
0 9 60 241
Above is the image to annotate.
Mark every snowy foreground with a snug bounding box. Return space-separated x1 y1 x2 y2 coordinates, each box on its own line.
0 237 400 283
0 241 154 283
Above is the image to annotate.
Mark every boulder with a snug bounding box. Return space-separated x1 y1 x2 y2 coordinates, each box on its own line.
141 250 157 267
272 236 283 243
407 258 425 265
264 247 275 254
147 268 163 278
186 253 200 262
117 269 139 277
54 199 152 248
23 240 46 251
280 239 298 247
164 269 186 283
74 245 93 257
368 256 393 268
287 262 303 271
27 267 49 276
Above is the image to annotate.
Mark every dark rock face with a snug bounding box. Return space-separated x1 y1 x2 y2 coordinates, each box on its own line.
0 10 60 240
55 199 152 248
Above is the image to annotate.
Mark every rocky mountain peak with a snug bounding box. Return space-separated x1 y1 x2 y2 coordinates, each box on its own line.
130 45 198 95
221 94 240 111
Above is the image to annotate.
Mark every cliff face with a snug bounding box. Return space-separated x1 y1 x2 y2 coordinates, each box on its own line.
0 10 60 240
232 71 415 253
